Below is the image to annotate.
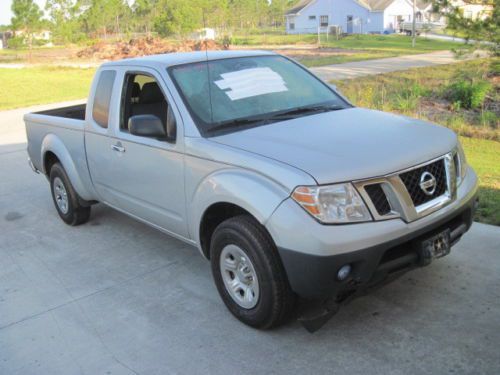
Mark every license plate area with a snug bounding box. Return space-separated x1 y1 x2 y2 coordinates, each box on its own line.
416 229 451 266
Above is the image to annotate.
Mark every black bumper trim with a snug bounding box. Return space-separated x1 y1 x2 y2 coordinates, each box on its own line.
278 194 477 300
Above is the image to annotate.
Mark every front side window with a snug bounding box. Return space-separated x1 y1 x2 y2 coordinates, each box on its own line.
120 73 169 132
169 55 348 135
92 70 116 128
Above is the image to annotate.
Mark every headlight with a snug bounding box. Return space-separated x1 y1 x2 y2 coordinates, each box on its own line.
456 141 467 186
292 183 372 224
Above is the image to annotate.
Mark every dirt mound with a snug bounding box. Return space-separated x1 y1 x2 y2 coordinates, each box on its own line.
76 37 227 60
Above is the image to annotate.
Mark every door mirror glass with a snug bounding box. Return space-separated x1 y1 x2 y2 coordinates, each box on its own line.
128 114 166 138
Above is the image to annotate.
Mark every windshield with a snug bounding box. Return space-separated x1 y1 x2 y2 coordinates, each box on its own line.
168 55 349 135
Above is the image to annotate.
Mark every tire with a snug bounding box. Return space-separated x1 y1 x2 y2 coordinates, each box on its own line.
210 215 294 329
49 163 91 226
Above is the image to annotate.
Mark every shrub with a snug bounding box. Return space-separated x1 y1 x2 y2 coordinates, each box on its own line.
445 80 492 109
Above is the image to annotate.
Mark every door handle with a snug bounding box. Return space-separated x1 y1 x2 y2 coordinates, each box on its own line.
111 143 125 153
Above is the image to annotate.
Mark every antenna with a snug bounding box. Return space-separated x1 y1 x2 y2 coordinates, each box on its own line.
202 10 214 124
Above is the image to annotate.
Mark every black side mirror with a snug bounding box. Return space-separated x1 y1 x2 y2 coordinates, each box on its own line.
128 115 166 138
166 106 177 142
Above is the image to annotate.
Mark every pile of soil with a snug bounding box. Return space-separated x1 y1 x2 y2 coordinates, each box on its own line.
76 37 227 60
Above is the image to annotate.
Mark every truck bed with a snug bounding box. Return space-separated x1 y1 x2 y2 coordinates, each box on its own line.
34 104 86 120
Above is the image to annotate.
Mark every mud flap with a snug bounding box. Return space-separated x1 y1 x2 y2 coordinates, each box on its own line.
297 298 340 333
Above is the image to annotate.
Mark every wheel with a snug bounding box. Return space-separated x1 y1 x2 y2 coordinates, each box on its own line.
49 163 91 226
210 215 294 329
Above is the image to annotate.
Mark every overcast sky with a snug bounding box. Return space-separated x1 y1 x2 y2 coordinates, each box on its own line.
0 0 47 26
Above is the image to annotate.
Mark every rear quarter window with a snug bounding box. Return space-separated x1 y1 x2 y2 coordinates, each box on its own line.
92 70 116 128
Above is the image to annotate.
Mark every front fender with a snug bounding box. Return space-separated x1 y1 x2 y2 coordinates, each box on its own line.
41 134 94 201
189 168 290 246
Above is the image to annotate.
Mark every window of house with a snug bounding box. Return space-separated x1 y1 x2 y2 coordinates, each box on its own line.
289 22 295 30
92 70 116 128
309 15 316 20
320 15 328 27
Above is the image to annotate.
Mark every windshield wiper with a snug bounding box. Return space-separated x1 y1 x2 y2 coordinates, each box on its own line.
208 117 267 134
207 104 345 134
267 104 344 121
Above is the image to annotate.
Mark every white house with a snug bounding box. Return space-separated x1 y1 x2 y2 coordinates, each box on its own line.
285 0 422 34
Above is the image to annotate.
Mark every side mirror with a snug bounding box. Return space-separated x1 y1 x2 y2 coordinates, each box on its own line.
128 115 166 138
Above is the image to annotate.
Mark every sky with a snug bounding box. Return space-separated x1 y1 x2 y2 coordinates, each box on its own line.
0 0 47 26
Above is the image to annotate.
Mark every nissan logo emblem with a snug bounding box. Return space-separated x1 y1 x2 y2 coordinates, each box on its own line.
419 171 437 196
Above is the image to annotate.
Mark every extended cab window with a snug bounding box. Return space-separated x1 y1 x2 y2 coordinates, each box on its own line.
120 73 169 132
92 70 116 128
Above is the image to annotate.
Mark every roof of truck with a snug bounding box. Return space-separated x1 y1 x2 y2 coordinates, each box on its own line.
101 50 276 69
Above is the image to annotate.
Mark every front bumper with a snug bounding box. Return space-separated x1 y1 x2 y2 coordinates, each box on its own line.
265 167 478 300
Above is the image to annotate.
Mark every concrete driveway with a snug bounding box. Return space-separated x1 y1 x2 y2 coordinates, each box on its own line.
1 102 500 375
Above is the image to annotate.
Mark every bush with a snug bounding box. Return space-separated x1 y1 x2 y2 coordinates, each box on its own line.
445 80 492 109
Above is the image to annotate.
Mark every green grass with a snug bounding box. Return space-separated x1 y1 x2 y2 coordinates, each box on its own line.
333 59 499 141
460 137 500 226
0 66 96 110
231 33 471 53
299 51 397 67
230 33 473 67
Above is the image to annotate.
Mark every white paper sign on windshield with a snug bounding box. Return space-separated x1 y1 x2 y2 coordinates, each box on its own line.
214 67 288 101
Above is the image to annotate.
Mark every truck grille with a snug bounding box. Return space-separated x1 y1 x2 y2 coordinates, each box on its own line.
399 159 447 206
355 152 457 223
364 184 391 216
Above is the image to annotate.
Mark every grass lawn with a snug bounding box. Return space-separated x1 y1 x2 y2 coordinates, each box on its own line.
299 51 397 67
460 137 500 226
233 33 470 51
232 34 472 67
0 66 96 110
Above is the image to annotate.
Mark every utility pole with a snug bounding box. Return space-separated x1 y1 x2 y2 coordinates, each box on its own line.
412 0 416 47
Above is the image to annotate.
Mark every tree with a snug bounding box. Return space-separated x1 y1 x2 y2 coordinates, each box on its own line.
153 0 203 37
431 0 498 55
79 0 131 38
10 0 43 57
45 0 83 43
133 0 159 35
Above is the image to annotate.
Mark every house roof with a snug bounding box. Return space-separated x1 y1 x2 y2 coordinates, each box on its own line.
285 0 315 15
368 0 401 10
286 0 430 14
416 0 432 10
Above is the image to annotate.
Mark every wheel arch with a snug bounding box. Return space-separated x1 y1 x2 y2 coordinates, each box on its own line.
41 134 94 201
191 169 290 259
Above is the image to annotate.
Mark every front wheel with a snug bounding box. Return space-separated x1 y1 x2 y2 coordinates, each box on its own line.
210 215 294 329
49 163 91 226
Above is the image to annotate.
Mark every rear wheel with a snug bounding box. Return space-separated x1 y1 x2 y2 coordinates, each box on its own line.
49 163 91 226
210 215 294 329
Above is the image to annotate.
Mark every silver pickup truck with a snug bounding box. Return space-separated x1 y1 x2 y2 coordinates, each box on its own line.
25 50 478 330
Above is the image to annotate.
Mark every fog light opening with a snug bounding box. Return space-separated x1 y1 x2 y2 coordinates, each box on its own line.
337 264 352 281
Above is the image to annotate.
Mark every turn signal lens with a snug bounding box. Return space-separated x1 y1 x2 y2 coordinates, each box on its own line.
292 183 372 224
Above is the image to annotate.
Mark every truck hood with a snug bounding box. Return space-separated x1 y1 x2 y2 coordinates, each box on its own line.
210 108 457 184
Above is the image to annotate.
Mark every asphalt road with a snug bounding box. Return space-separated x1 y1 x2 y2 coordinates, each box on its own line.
1 102 500 375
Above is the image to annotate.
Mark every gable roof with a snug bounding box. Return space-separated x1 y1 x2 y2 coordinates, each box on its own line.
286 0 428 14
285 0 315 15
416 0 432 9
